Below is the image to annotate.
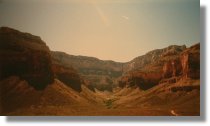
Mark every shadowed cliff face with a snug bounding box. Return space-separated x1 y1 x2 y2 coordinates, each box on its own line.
0 27 90 114
52 64 82 92
119 72 162 90
0 27 54 90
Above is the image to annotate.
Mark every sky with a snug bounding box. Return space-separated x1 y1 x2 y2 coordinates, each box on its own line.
0 0 200 62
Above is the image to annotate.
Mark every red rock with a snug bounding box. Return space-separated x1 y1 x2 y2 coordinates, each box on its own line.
119 71 162 90
162 43 200 80
162 58 182 78
52 64 82 92
181 43 200 79
51 51 122 91
0 27 54 90
119 43 199 90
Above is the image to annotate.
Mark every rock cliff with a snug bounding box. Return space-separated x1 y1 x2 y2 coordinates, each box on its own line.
52 63 82 92
0 27 54 90
119 43 200 90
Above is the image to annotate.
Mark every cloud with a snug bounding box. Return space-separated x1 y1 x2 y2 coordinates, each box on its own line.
122 16 129 20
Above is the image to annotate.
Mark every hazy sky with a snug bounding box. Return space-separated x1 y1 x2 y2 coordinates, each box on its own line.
0 0 199 62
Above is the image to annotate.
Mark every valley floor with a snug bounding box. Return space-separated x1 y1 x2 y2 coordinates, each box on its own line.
6 101 199 116
1 77 200 116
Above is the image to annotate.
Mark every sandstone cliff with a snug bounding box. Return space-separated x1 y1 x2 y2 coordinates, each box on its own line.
51 51 123 91
161 43 200 84
52 63 82 92
119 43 200 90
0 27 54 90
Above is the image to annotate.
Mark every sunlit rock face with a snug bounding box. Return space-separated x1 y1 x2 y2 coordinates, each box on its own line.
180 43 200 79
118 43 199 90
163 43 200 79
162 58 182 78
123 45 186 73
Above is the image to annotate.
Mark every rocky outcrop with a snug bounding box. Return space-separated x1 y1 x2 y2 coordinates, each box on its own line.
0 27 54 90
170 85 200 92
119 43 199 90
82 75 114 92
52 51 123 91
180 43 200 79
123 45 186 73
51 51 123 75
162 58 182 78
119 72 162 90
0 76 42 114
0 27 93 114
52 44 189 91
161 43 200 83
52 64 82 92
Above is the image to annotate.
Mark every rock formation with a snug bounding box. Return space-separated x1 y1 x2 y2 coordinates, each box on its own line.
52 63 82 92
119 43 200 90
51 51 123 91
0 27 54 90
0 27 200 115
180 43 200 79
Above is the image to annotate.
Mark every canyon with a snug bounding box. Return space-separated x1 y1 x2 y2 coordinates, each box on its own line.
0 27 200 116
